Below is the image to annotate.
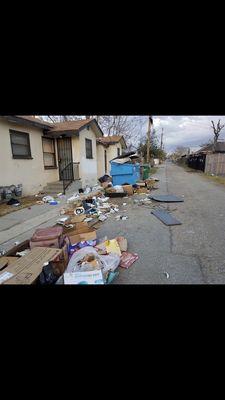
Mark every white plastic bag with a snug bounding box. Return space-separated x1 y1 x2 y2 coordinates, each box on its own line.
65 246 120 274
100 253 120 272
42 195 55 203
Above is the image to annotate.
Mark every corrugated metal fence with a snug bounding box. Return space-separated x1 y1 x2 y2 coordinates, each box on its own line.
205 153 225 175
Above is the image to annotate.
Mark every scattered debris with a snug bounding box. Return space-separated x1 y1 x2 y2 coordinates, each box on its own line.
120 252 139 269
42 195 55 203
151 209 182 226
16 250 31 257
149 194 184 203
64 270 104 285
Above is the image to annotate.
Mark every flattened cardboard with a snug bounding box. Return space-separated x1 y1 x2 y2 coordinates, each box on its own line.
0 257 19 270
0 247 62 285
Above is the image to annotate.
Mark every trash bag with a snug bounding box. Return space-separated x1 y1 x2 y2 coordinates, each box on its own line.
98 174 111 183
7 198 20 206
66 246 120 274
37 263 59 285
100 253 120 272
84 186 91 194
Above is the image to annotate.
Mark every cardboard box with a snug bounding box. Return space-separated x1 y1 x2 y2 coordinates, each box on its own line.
63 221 88 234
67 226 97 244
136 187 149 194
0 247 62 285
105 187 116 193
0 256 19 271
70 215 86 223
51 243 69 275
122 185 134 196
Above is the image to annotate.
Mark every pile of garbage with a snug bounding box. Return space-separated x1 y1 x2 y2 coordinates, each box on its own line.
0 184 23 203
62 236 139 284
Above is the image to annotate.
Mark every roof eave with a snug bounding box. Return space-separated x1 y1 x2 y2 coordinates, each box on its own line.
2 116 53 130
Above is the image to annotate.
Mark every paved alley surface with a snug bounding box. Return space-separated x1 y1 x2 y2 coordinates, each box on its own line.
97 162 225 284
1 162 225 284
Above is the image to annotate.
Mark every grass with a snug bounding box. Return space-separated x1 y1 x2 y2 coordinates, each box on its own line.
202 173 225 186
178 161 225 186
0 195 44 217
150 167 158 175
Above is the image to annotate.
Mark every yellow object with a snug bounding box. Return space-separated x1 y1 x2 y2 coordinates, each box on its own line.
104 239 121 256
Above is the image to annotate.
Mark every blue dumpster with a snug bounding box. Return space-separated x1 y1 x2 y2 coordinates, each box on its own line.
110 162 140 185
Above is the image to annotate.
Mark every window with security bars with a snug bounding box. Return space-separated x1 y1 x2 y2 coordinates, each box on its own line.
10 130 32 159
85 138 93 159
42 137 56 168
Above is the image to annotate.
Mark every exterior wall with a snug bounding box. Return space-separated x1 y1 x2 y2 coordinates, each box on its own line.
97 144 106 178
71 135 80 162
71 135 81 179
0 118 58 195
205 153 225 175
78 127 98 187
107 143 122 174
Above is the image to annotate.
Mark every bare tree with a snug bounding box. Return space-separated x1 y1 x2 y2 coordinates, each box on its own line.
40 115 85 123
97 115 147 149
211 119 225 150
39 115 147 150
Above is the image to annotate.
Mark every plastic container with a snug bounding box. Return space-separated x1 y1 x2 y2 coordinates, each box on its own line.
142 164 151 180
110 162 140 185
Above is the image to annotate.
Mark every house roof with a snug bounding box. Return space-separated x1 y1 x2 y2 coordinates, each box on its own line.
97 135 127 148
48 119 93 133
2 115 54 129
16 116 54 127
47 118 104 137
195 142 225 154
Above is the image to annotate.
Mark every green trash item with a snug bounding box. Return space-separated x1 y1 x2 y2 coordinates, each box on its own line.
142 164 151 180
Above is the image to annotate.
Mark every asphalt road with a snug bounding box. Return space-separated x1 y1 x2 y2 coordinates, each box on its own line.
97 162 225 284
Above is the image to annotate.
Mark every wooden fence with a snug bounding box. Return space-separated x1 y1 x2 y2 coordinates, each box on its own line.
205 153 225 175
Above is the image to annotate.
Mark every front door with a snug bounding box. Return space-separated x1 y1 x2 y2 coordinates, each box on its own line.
57 137 73 180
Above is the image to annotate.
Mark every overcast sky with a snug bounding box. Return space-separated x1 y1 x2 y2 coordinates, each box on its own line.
149 116 225 154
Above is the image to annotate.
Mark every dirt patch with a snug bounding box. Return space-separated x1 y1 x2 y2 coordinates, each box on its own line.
0 196 43 217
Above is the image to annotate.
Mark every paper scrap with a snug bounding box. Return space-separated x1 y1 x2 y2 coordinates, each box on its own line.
64 270 104 285
0 271 14 284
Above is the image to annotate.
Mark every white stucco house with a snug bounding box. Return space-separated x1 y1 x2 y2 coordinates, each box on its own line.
96 135 127 178
0 116 127 196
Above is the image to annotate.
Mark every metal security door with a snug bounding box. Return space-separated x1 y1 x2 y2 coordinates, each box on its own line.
57 137 73 180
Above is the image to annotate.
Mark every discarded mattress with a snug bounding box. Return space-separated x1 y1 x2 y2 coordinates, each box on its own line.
149 194 184 203
151 209 182 226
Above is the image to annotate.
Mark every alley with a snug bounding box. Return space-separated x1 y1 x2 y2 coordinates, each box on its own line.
1 162 225 284
97 162 225 284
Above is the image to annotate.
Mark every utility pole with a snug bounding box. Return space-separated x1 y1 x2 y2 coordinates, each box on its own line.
160 128 164 150
146 116 153 163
